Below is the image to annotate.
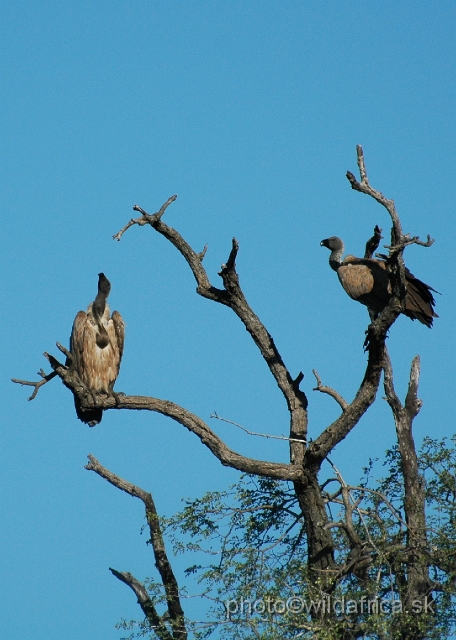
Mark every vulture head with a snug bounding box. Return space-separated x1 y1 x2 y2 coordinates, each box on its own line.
92 272 112 322
97 272 111 297
320 237 345 271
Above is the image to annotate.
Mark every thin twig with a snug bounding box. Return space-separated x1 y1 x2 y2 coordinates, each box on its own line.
384 234 434 251
56 342 72 360
346 486 408 529
325 457 379 553
11 370 58 401
312 370 348 411
113 195 178 241
210 412 307 444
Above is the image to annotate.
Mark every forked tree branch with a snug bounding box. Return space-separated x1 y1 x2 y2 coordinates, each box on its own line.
346 145 404 245
15 148 419 483
86 455 187 640
113 199 308 468
11 369 58 400
347 145 434 335
384 234 434 252
112 195 178 242
383 351 434 619
109 568 173 640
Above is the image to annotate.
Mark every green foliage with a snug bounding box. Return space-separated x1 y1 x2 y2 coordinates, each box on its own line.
124 437 456 639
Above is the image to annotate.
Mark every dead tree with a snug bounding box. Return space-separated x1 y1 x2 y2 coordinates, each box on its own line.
13 146 441 639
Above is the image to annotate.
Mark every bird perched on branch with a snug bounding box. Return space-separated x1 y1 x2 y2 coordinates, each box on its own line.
69 273 125 426
320 236 438 327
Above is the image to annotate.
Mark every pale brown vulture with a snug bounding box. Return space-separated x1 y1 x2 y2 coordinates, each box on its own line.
320 236 438 327
69 273 125 426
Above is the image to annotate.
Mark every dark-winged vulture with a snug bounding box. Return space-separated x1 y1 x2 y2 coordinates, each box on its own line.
320 236 438 327
69 273 125 425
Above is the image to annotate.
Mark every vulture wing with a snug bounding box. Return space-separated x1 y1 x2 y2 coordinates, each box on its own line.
337 257 391 314
403 268 439 327
112 310 125 364
70 311 88 379
69 310 103 426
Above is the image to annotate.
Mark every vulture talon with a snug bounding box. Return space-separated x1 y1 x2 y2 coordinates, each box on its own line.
111 390 126 406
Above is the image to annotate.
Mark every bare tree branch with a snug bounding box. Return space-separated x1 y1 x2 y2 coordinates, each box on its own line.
14 343 303 481
37 350 303 480
312 370 348 411
364 225 383 259
383 351 434 616
112 195 178 242
210 412 307 444
113 198 308 470
87 455 187 640
384 234 435 252
346 144 403 244
347 146 435 340
11 369 58 400
109 568 174 640
14 147 443 633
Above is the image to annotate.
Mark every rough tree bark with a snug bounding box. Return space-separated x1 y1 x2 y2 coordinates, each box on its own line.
383 354 435 639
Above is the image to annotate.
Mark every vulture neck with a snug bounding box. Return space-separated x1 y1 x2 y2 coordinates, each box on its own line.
92 291 108 321
328 245 344 272
90 294 111 348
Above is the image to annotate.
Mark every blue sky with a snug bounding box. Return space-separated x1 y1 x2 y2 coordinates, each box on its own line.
1 2 455 638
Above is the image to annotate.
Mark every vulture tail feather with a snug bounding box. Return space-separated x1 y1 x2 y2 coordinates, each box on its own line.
404 271 439 327
74 398 103 427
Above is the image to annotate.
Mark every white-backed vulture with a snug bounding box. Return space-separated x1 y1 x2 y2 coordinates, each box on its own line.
69 273 125 426
320 236 438 327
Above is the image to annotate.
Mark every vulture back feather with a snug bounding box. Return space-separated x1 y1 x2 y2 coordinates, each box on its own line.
320 236 438 327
